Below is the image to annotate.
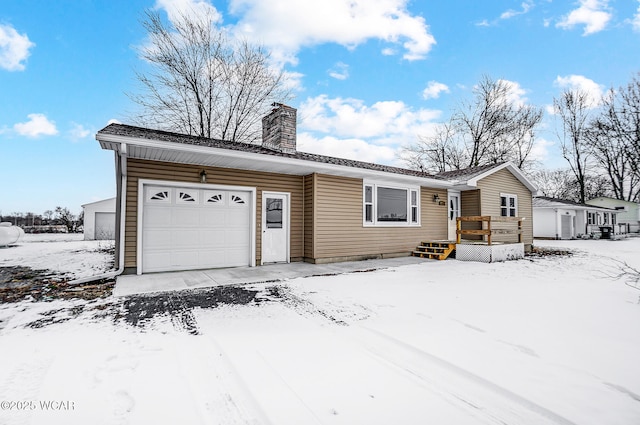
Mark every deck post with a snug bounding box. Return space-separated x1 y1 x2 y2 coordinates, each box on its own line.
518 219 522 243
456 218 461 244
487 218 492 245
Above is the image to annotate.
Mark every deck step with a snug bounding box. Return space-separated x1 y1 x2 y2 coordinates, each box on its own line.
412 241 456 260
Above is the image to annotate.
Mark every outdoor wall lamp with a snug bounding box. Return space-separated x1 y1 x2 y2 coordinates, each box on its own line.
432 194 440 203
200 169 207 183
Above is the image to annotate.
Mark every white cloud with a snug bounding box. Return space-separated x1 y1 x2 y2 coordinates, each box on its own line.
13 114 58 138
554 74 604 107
499 79 529 107
0 24 35 71
229 0 436 64
154 0 222 24
500 1 534 20
529 137 554 162
328 62 349 80
296 95 442 165
299 95 440 141
556 0 611 35
297 133 398 165
107 118 122 125
422 81 449 100
68 123 91 141
633 1 640 31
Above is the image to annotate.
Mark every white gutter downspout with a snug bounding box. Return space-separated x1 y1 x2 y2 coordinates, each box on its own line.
68 143 127 285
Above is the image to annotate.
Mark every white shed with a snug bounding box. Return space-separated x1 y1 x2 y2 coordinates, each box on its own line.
82 197 116 240
533 196 623 239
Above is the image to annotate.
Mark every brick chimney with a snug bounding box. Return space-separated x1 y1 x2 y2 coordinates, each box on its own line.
262 103 296 153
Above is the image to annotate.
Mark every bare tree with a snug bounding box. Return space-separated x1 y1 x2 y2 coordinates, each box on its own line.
398 123 464 173
401 76 543 173
554 89 594 204
129 10 291 143
588 75 640 202
530 167 611 202
54 207 76 233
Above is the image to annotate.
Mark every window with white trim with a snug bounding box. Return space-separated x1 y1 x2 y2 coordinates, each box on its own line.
500 193 517 217
363 183 420 226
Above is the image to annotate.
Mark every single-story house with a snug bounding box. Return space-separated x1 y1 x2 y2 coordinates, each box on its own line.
586 197 640 233
533 196 623 239
82 197 116 240
96 104 536 275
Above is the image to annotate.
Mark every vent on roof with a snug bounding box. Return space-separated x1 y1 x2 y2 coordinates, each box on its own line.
262 103 296 153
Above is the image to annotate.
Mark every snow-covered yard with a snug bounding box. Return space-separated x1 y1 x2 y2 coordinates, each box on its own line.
1 236 639 424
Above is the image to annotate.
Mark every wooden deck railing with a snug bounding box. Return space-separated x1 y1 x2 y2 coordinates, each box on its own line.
456 216 523 245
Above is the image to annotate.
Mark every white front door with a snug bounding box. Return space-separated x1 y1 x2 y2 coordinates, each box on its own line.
448 191 460 241
262 192 289 264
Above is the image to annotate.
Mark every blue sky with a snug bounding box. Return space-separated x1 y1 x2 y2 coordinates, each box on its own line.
1 0 639 215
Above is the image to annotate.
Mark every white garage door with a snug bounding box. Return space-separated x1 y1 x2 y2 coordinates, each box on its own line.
142 185 252 273
95 212 116 240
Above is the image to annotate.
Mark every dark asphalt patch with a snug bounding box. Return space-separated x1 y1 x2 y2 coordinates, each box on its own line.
115 285 259 334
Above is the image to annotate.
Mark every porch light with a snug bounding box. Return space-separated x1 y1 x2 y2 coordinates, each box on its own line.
200 169 207 183
432 194 440 203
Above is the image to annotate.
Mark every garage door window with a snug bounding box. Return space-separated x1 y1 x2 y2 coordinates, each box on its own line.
204 190 224 204
178 190 198 203
149 190 170 202
231 194 246 205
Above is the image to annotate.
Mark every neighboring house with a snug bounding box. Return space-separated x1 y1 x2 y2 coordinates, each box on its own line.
96 104 536 275
533 196 622 239
586 197 640 233
82 197 116 240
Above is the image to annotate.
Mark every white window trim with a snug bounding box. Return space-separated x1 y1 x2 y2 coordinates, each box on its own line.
500 193 518 217
363 181 421 227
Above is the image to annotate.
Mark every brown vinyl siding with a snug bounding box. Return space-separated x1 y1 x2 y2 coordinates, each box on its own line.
123 159 304 268
460 189 482 240
475 168 533 246
311 174 447 261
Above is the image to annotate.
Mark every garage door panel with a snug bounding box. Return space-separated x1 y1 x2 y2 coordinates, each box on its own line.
200 230 226 247
225 229 250 245
144 229 172 249
142 185 252 273
198 250 229 268
226 210 250 226
225 248 249 265
144 252 172 272
200 210 226 226
170 251 201 268
145 208 172 226
173 209 200 226
171 230 201 247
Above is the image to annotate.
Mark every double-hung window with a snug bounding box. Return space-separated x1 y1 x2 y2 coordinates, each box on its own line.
363 183 420 226
500 193 517 217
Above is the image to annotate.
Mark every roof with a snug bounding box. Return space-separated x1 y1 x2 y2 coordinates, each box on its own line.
533 196 618 211
437 162 538 193
586 197 640 206
81 197 116 208
437 163 504 181
98 124 446 183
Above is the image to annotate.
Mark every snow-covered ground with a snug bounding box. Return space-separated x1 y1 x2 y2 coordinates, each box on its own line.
1 237 639 424
0 233 114 280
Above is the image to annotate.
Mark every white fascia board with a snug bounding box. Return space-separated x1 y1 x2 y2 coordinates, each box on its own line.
97 133 453 189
